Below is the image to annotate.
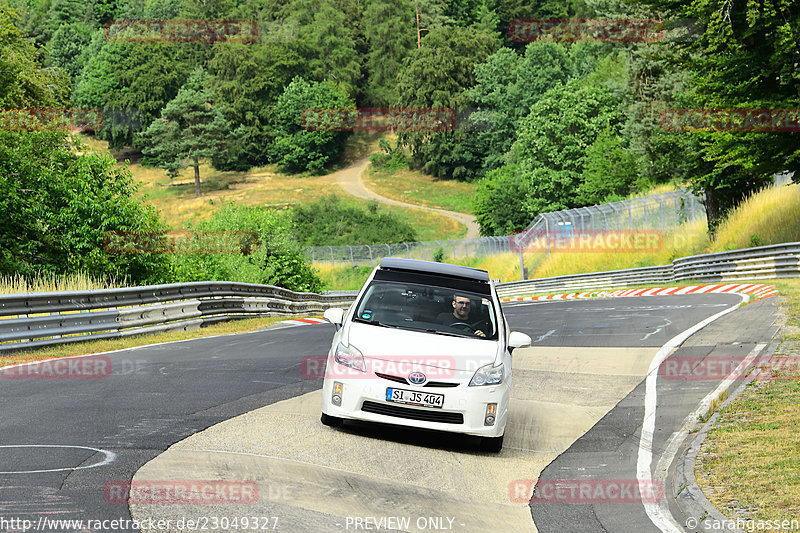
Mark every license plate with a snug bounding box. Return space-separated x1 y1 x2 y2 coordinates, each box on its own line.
386 388 444 409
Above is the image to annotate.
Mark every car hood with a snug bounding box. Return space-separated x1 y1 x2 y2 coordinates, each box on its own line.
344 322 500 371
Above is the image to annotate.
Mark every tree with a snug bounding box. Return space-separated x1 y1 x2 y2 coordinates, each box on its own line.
395 25 499 178
466 42 574 176
47 21 93 81
208 37 309 170
512 78 626 216
363 0 415 105
0 3 69 108
632 0 800 231
473 164 534 235
578 128 641 204
0 131 170 283
140 68 231 197
280 0 363 99
268 76 355 173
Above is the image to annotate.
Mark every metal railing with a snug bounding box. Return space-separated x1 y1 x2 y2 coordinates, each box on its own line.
496 242 800 298
307 189 705 266
0 282 358 354
2 241 796 354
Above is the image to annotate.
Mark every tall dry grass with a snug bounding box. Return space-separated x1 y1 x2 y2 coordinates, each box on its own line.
0 272 126 294
711 183 800 252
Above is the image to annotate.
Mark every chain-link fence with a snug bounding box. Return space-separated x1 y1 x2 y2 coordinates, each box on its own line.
306 189 705 267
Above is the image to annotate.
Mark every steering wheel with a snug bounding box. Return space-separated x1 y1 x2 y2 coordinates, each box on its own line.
448 321 475 332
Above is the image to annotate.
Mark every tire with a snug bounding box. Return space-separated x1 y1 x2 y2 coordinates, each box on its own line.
320 412 344 428
479 434 504 453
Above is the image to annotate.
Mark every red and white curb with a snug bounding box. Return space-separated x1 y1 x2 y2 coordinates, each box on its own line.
501 283 778 303
275 317 327 327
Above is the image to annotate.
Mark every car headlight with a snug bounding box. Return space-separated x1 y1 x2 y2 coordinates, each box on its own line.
334 342 365 372
469 363 504 386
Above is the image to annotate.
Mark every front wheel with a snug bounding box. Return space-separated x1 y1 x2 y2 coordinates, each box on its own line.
321 412 344 428
479 434 504 453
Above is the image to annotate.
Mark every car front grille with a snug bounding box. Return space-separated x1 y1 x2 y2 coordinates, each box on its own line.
361 400 464 424
374 372 408 384
424 381 459 388
374 373 460 388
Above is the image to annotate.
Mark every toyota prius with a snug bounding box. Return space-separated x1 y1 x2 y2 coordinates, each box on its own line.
320 258 531 452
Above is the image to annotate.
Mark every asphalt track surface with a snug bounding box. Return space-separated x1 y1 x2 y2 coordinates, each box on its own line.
0 293 776 532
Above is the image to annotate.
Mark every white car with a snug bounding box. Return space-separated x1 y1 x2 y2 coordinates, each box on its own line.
320 258 531 452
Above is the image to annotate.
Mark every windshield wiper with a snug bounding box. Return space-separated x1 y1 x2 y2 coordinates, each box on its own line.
352 317 401 329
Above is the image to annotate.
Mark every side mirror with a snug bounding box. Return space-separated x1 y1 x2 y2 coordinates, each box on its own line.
323 307 344 326
508 331 532 350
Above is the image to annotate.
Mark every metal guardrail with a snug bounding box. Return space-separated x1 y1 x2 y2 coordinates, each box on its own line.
2 242 797 353
0 282 359 354
496 242 800 298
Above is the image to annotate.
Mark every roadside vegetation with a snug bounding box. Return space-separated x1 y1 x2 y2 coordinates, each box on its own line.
697 279 800 528
318 184 799 289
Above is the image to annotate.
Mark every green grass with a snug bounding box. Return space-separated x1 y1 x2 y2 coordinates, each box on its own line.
364 165 478 214
78 134 464 240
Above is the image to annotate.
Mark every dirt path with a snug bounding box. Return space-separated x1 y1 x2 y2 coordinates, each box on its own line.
333 157 480 239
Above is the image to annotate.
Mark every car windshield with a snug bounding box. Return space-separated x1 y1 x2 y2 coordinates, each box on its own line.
353 280 498 340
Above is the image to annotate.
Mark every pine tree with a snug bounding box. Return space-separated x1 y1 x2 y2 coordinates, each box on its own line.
140 68 231 197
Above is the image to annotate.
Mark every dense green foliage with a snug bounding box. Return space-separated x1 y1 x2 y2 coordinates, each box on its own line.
140 67 230 196
291 195 419 246
173 203 323 292
0 131 171 282
2 0 798 289
268 77 355 173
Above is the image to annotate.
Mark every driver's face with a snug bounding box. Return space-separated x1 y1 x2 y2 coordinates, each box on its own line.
452 297 471 319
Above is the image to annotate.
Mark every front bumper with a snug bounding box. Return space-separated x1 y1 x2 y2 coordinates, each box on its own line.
321 371 509 438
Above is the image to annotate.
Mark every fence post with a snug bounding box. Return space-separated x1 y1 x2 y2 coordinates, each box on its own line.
404 242 410 258
368 245 374 267
329 246 334 268
385 243 391 258
347 245 354 266
545 216 551 259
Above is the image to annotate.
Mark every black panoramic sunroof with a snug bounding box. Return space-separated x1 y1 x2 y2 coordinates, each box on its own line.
378 258 490 282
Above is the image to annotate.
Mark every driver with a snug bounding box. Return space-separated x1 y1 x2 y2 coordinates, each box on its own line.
437 294 486 338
